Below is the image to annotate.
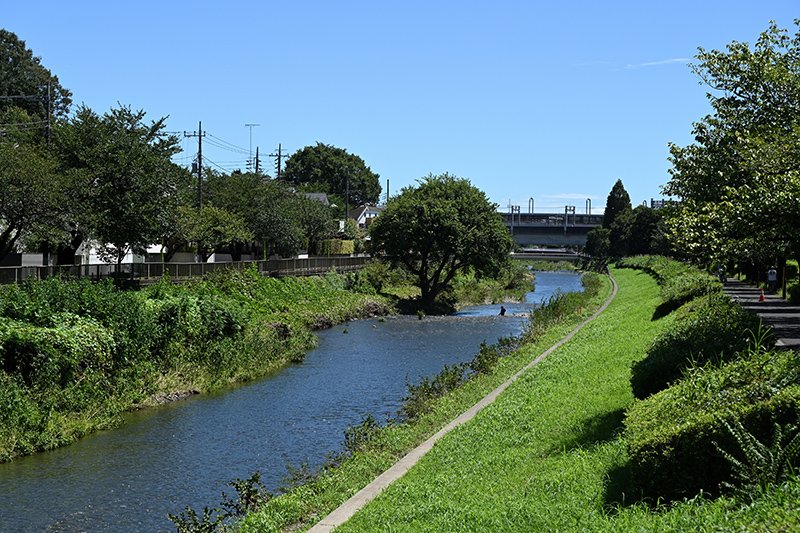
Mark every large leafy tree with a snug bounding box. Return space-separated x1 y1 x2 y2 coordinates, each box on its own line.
0 142 61 261
369 173 512 308
60 105 188 273
291 194 336 254
0 29 72 122
282 143 382 207
663 21 800 278
176 206 253 262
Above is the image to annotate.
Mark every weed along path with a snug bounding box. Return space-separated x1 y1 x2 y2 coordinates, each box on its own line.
328 269 674 532
309 273 619 532
0 272 584 532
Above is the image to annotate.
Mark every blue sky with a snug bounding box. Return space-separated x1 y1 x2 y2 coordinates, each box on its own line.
4 1 798 212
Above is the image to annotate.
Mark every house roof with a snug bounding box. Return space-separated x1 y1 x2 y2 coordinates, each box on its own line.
303 192 330 205
351 204 385 221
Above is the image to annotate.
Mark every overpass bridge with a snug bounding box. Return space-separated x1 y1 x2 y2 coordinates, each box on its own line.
501 211 604 247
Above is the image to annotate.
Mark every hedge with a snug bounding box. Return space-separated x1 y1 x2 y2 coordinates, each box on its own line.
617 255 720 314
625 349 800 501
631 292 765 399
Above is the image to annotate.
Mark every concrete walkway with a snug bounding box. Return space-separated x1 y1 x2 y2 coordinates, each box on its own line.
308 275 619 532
723 280 800 349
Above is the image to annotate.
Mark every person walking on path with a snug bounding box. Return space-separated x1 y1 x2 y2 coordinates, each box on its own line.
768 266 778 293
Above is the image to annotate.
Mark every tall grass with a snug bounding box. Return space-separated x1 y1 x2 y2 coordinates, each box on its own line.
0 268 390 462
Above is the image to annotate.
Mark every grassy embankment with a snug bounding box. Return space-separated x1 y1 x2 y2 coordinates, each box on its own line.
0 267 390 462
235 271 611 531
334 259 800 532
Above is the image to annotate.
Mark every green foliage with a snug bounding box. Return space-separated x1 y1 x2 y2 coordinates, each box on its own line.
585 227 611 259
282 142 382 206
400 364 469 422
624 348 800 501
169 471 271 532
369 173 513 309
0 142 62 260
522 272 604 343
602 179 632 230
317 239 355 256
716 419 800 499
631 292 765 399
343 414 382 455
176 205 253 260
617 255 720 313
663 21 800 267
0 29 72 119
0 270 390 462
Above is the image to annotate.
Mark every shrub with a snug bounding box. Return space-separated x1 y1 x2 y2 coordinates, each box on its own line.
631 293 766 399
625 349 800 502
400 364 468 421
617 255 720 313
317 239 355 255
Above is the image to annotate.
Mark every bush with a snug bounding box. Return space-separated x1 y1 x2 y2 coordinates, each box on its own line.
317 239 355 256
617 255 720 314
625 349 800 502
631 293 766 399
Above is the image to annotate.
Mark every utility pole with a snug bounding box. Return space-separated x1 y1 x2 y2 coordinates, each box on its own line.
184 121 206 209
270 143 287 180
245 123 260 171
46 81 51 146
255 146 260 175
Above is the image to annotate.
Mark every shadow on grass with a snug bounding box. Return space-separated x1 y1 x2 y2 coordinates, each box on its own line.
652 301 680 320
603 462 639 511
552 408 627 454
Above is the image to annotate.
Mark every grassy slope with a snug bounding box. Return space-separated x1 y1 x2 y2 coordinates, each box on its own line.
338 268 674 531
340 267 800 532
239 274 613 531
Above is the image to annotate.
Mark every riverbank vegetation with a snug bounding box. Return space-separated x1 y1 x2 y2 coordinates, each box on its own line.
0 268 390 462
0 257 535 463
227 271 610 531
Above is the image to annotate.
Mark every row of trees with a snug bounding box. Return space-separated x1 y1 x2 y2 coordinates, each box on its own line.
661 21 800 282
0 30 382 270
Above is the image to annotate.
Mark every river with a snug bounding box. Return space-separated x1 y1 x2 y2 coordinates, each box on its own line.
0 271 583 532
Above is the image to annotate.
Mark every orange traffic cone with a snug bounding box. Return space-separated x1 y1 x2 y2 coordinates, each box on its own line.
759 289 766 302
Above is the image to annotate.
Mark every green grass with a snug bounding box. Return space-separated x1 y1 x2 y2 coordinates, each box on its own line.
332 267 800 532
238 274 614 532
333 268 667 531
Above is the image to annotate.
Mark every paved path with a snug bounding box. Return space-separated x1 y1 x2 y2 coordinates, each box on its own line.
308 274 619 532
723 280 800 349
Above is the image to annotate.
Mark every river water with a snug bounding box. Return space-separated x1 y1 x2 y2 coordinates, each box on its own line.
0 271 583 532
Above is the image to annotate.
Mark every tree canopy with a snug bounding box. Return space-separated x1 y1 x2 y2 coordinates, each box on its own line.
369 173 512 308
663 21 800 274
282 143 382 207
0 29 72 121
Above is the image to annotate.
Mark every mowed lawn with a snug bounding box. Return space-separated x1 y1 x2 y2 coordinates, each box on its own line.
338 268 674 531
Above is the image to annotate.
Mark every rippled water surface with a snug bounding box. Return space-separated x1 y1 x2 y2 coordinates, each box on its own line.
0 271 583 532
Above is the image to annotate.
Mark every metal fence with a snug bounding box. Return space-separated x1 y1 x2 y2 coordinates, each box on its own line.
0 256 372 285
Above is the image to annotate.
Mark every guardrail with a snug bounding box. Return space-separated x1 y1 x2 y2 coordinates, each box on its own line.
0 256 371 285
